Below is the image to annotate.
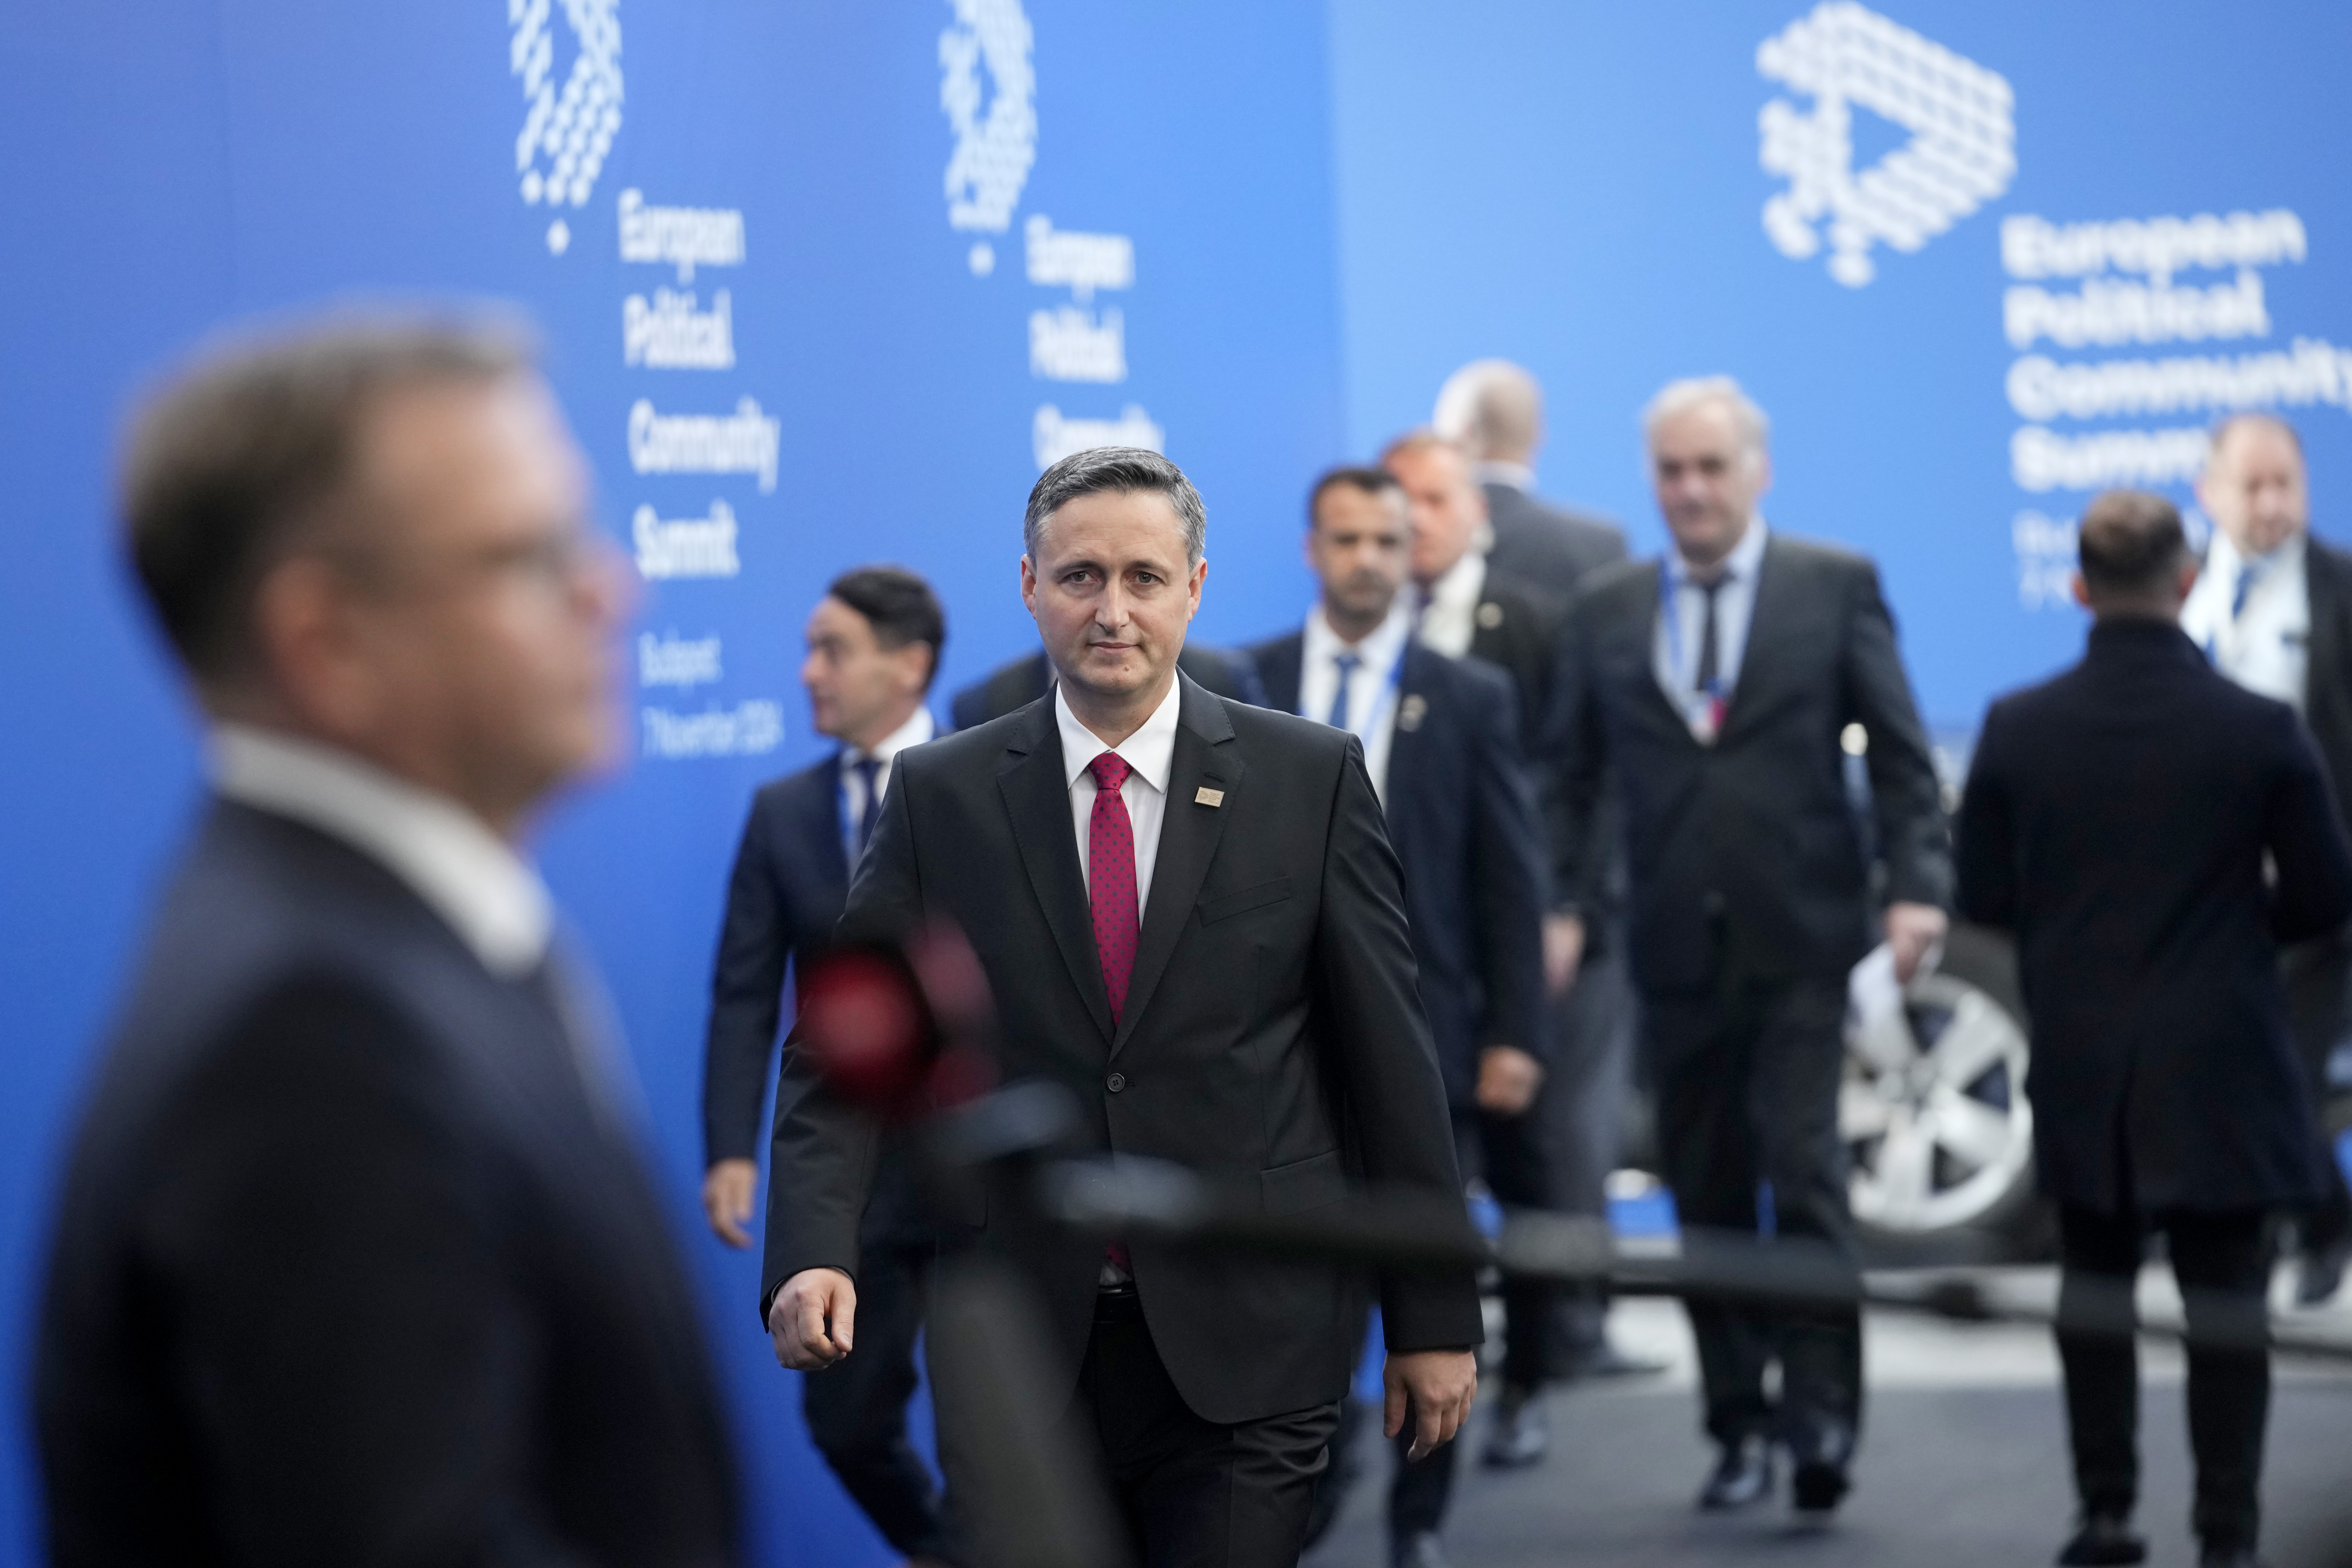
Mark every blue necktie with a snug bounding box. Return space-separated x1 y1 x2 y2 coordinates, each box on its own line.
1326 651 1362 730
851 757 881 859
2231 560 2262 621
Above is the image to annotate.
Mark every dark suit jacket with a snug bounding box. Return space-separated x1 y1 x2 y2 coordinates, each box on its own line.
38 803 738 1567
1557 533 1951 993
706 755 848 1165
948 643 1267 732
2299 534 2352 845
764 675 1483 1424
1482 482 1628 603
1955 621 2352 1213
1252 632 1549 1105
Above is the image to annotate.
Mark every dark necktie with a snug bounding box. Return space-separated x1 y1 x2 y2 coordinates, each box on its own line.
851 756 881 859
1326 651 1362 729
1693 576 1727 695
2231 560 2262 622
1086 753 1140 1023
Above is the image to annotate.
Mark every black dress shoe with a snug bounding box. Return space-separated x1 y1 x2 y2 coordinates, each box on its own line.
2197 1547 2264 1568
1392 1529 1450 1568
1788 1421 1855 1515
2057 1513 2147 1565
1481 1386 1550 1468
1697 1435 1774 1510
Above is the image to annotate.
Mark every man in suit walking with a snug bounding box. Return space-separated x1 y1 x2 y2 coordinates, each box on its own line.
702 566 950 1563
1554 376 1951 1515
1433 358 1628 598
1250 466 1550 1568
765 446 1483 1568
1434 360 1658 1387
1956 489 2352 1568
37 318 740 1565
2180 413 2352 1306
948 641 1266 730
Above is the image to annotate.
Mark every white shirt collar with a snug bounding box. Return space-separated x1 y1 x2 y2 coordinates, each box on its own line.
2208 526 2304 581
1474 459 1536 493
1671 515 1769 584
1425 547 1489 616
844 704 936 766
210 723 553 977
1055 671 1183 795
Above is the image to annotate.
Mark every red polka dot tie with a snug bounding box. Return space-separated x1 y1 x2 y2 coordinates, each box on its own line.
1087 752 1140 1024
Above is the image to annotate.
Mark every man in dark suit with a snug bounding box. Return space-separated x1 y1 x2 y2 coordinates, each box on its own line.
1250 466 1550 1568
1433 357 1628 598
37 320 740 1564
702 566 950 1563
2181 412 2352 1306
764 447 1484 1568
1434 360 1658 1387
948 641 1266 730
1554 377 1951 1516
1955 489 2352 1568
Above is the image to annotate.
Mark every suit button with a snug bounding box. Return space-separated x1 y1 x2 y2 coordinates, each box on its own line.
1107 1072 1127 1093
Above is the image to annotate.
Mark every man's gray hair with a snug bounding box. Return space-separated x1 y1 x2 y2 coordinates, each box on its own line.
1023 445 1207 565
1641 375 1770 457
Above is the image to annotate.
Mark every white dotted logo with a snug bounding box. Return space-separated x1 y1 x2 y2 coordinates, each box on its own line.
511 0 624 255
940 0 1036 276
1757 2 2013 287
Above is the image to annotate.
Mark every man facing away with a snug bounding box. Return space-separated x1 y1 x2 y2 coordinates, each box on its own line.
1434 358 1659 1387
1248 466 1550 1568
37 318 740 1564
702 566 950 1563
1956 489 2352 1568
2180 413 2352 1306
1553 376 1951 1516
763 446 1483 1568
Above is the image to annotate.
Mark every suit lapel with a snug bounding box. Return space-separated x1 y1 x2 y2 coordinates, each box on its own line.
1113 677 1242 1056
1629 565 1699 742
1385 644 1433 815
1256 633 1305 714
995 700 1116 1046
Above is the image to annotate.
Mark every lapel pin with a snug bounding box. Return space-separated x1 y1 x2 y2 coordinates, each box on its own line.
1475 601 1505 630
1398 694 1428 732
1195 786 1225 808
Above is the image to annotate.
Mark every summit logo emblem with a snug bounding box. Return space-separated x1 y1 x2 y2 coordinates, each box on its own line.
510 0 624 255
1757 2 2014 287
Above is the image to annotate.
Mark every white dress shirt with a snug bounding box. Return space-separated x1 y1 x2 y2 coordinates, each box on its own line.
838 705 936 857
1416 550 1489 659
1655 516 1770 739
2182 528 2310 711
211 723 552 977
1056 675 1183 907
1298 600 1414 802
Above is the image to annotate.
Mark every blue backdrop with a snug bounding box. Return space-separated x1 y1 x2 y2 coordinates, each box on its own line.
4 3 2348 1563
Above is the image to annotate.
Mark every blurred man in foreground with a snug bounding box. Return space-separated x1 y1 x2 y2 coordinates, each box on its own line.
36 318 741 1565
1554 377 1950 1516
1957 489 2352 1568
2182 413 2352 1305
702 566 950 1563
764 447 1482 1568
1250 467 1549 1568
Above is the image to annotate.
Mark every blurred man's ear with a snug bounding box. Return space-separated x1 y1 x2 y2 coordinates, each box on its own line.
2178 560 2200 600
2070 571 2092 611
